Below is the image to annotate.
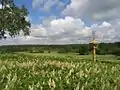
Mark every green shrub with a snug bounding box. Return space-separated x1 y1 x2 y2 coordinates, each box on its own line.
58 49 68 53
48 50 51 53
112 48 120 56
29 50 44 53
38 50 44 53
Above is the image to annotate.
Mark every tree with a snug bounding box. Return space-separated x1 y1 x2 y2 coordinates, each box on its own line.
0 0 31 39
79 45 89 55
64 46 72 52
112 48 120 56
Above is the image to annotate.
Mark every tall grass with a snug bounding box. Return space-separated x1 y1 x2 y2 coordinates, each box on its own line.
0 54 120 90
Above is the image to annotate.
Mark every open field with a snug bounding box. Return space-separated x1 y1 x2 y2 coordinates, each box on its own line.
1 0 120 90
0 53 120 90
21 52 120 63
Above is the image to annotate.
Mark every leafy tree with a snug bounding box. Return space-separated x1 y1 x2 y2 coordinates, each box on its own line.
64 46 72 52
0 0 31 39
112 48 120 56
79 45 89 55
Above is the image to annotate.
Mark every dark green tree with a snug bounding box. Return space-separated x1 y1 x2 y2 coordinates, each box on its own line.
112 48 120 56
79 45 89 55
0 0 31 39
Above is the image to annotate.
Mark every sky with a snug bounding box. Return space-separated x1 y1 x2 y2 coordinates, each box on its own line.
1 0 120 45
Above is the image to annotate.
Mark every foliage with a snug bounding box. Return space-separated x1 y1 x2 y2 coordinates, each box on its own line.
112 48 120 56
0 0 31 38
0 54 120 89
0 42 120 55
78 45 89 55
48 50 51 53
58 49 69 53
29 49 44 53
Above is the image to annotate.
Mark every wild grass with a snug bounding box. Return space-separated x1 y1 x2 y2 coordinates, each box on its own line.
0 53 120 90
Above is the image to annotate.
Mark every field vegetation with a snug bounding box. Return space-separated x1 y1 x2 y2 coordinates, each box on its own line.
0 42 120 56
0 53 120 90
0 42 120 90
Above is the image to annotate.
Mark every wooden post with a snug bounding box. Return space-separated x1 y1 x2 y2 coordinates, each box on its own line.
91 31 98 62
92 39 98 62
93 45 96 62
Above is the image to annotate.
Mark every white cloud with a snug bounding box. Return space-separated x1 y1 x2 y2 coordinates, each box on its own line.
32 0 65 12
100 21 111 27
0 16 91 45
62 0 88 18
32 0 44 9
89 20 120 43
62 0 120 21
0 4 2 9
1 16 120 45
1 0 120 45
30 25 47 37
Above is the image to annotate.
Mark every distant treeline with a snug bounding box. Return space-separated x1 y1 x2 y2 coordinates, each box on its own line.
0 42 120 56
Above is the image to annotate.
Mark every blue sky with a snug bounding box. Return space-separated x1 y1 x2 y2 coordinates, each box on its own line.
14 0 101 26
15 0 72 24
1 0 120 45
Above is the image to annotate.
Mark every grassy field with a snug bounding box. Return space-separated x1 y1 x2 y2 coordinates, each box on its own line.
0 53 120 90
22 52 120 63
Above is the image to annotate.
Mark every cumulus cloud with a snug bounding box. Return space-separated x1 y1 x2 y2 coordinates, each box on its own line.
89 20 120 43
0 17 91 45
30 24 47 37
32 0 65 12
0 4 2 9
1 16 120 45
1 0 118 45
62 0 120 21
62 0 88 18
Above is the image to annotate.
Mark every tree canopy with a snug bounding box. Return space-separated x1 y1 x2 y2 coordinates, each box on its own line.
0 0 31 39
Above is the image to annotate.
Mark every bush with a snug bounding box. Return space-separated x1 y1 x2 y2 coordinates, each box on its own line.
78 46 89 55
29 50 44 53
117 57 120 60
48 50 51 53
38 50 44 53
58 49 68 53
112 48 120 56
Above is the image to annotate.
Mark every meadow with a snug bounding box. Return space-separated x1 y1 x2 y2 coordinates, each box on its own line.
1 0 120 89
0 53 120 90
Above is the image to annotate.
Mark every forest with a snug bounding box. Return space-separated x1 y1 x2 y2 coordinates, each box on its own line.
0 42 120 56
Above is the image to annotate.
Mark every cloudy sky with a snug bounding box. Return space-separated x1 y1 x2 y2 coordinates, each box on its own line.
1 0 120 45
